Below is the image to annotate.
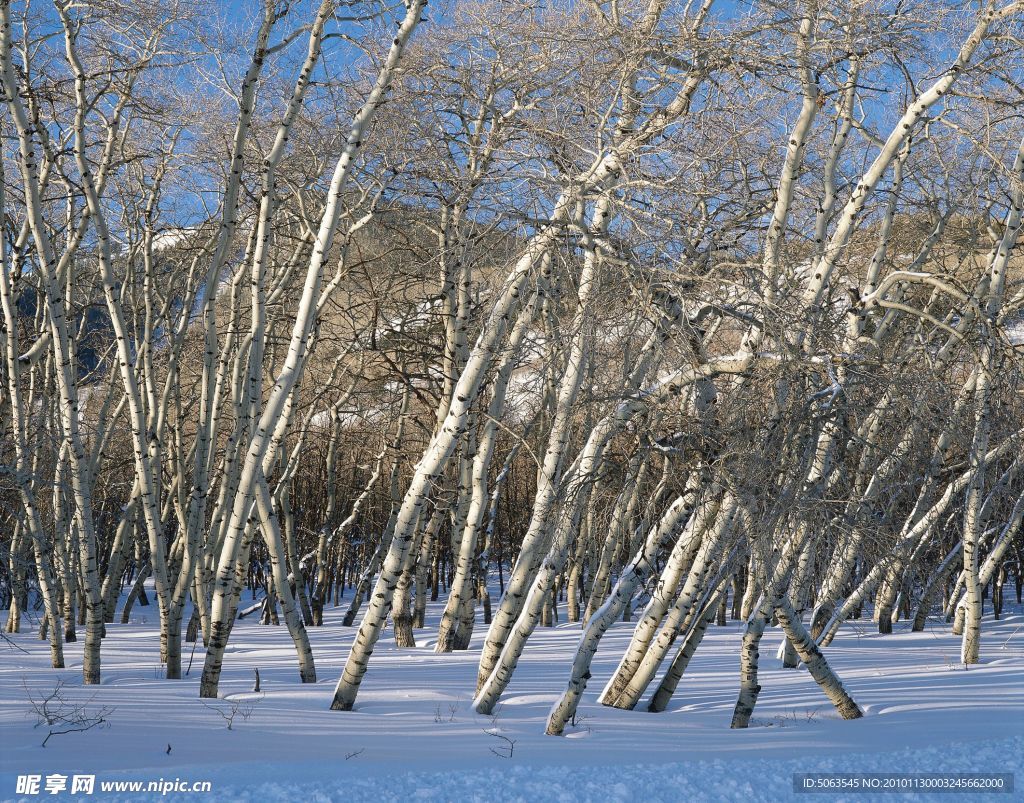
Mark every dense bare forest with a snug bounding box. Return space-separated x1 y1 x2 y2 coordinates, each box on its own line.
1 0 1022 765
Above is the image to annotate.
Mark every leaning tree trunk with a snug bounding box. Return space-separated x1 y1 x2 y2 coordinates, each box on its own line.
774 598 862 720
647 588 722 713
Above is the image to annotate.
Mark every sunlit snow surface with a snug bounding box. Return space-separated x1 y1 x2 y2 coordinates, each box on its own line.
1 591 1021 802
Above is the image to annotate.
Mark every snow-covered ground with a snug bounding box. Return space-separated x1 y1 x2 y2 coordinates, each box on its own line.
1 591 1021 802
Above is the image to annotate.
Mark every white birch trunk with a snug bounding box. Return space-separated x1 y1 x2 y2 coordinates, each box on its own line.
202 0 426 699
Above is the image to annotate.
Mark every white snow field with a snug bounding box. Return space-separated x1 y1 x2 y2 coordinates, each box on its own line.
1 593 1021 802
